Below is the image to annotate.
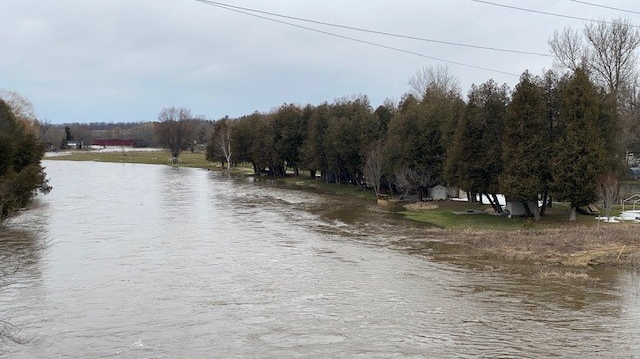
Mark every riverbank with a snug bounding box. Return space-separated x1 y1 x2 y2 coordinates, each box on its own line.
392 224 639 269
45 150 640 268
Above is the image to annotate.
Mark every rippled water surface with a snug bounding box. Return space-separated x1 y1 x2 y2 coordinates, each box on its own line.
1 160 639 358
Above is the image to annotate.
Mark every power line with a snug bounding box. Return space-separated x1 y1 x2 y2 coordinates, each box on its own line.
195 0 521 77
469 0 640 27
196 0 551 57
567 0 640 16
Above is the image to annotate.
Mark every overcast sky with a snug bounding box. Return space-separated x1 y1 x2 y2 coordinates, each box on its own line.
2 0 638 124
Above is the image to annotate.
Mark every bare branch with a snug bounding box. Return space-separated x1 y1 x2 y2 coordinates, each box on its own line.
548 27 584 71
584 18 640 94
154 107 197 159
596 172 620 221
363 141 383 196
408 65 461 100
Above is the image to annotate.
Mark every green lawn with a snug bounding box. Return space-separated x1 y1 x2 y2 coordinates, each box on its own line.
398 201 597 230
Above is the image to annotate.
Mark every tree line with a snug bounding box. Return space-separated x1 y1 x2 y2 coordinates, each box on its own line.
198 67 624 221
199 18 640 221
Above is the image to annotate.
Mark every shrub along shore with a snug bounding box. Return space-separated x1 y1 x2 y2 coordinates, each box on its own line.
46 150 640 269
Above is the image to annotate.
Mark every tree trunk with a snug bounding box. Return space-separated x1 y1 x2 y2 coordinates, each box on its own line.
540 190 549 217
467 192 475 203
533 204 541 221
522 201 533 217
491 194 503 213
486 194 502 213
486 194 495 209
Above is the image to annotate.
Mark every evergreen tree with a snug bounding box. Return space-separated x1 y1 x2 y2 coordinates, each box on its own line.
300 103 330 179
272 104 306 176
383 94 447 199
500 71 549 219
449 80 509 211
231 112 265 173
595 92 623 173
324 97 376 184
551 68 606 220
0 100 51 221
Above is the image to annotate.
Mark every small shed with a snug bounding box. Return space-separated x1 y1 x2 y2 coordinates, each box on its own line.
429 185 448 201
505 201 538 217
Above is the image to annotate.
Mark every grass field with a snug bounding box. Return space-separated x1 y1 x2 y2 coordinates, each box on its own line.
398 201 598 230
46 150 215 168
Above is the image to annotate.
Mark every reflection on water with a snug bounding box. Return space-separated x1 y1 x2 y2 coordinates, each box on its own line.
0 160 638 358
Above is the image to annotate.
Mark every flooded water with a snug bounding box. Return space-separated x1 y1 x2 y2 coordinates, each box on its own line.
1 160 639 358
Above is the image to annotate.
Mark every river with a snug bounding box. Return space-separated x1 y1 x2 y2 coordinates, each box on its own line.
1 160 639 358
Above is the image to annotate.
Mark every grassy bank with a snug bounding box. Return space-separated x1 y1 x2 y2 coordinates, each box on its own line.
46 150 640 269
393 224 640 269
389 199 638 268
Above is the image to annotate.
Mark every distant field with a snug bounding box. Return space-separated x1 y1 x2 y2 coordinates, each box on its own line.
46 150 216 169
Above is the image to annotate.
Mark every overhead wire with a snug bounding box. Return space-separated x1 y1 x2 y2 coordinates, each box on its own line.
194 0 523 77
566 0 640 16
469 0 640 27
195 0 551 57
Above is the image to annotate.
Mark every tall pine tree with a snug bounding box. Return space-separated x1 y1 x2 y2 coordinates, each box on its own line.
449 80 509 211
500 71 549 219
551 68 606 220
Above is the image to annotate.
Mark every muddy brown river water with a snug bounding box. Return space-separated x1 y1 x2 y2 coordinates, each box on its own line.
1 160 638 358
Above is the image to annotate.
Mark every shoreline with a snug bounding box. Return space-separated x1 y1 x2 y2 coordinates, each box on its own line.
45 150 640 269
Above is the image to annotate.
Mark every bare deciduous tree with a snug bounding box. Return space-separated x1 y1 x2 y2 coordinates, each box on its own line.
596 172 620 222
549 27 585 71
393 167 415 200
154 107 197 161
216 118 232 168
584 18 640 96
363 141 383 197
549 18 640 163
549 18 640 96
408 65 461 100
0 90 36 122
